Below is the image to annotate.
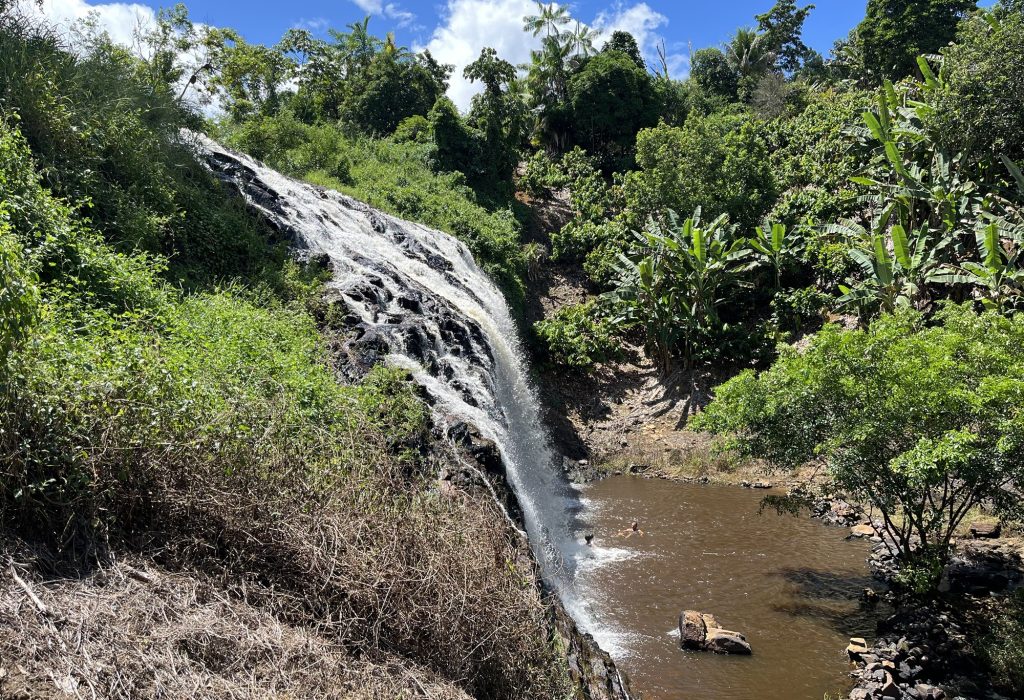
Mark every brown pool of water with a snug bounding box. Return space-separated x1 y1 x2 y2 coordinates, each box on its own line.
572 477 879 700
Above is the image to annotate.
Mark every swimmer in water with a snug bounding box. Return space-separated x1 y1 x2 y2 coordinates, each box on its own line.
584 533 594 547
616 520 645 538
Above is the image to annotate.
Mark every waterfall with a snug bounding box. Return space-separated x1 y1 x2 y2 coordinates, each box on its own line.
194 134 592 623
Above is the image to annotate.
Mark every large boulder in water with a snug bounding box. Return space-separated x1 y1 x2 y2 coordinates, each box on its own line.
704 629 752 655
679 610 707 650
679 610 751 654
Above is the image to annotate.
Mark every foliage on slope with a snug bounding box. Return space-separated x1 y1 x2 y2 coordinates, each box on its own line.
0 7 573 698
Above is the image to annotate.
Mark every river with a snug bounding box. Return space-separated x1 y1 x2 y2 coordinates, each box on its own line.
573 477 879 700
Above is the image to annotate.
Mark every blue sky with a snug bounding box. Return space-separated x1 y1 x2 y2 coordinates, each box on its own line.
30 0 874 108
172 1 868 58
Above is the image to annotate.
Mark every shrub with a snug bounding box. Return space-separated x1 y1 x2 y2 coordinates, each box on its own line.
980 590 1024 695
393 114 431 144
0 217 37 367
621 116 776 232
534 301 620 368
518 150 565 196
695 305 1024 590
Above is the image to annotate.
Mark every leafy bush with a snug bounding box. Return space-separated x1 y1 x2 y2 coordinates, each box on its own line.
833 72 1024 320
0 217 37 367
621 116 776 232
764 88 871 227
534 301 620 368
695 305 1024 589
980 590 1024 696
933 9 1024 163
518 150 566 195
393 114 431 144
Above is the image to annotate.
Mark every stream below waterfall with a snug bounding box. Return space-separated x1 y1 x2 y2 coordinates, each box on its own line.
573 477 881 700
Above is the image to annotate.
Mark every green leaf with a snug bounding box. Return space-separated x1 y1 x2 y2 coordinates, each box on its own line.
850 176 879 187
771 223 785 253
1001 155 1024 196
863 112 885 142
917 56 938 90
873 235 894 286
891 225 911 270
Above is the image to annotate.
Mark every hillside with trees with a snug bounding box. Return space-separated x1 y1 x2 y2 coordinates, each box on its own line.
1 0 1024 698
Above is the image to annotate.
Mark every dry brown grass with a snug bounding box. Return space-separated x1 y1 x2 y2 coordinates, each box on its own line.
0 393 571 700
0 434 571 699
0 553 474 700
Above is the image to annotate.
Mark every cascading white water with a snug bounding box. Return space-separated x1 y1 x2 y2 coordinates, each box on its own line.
194 134 593 623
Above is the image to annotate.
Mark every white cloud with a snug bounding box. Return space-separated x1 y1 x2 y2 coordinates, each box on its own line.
349 0 417 28
593 2 687 77
294 17 330 33
419 0 541 111
18 0 156 48
592 2 666 52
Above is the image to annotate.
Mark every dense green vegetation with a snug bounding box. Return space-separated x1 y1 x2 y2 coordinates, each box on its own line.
695 306 1024 589
4 0 1024 694
0 4 570 697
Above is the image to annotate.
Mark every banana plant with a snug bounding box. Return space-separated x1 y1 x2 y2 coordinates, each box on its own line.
932 222 1024 312
749 221 801 293
835 220 949 316
852 73 982 258
604 209 751 371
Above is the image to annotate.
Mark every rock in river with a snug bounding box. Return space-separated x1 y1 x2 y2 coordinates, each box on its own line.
679 610 707 650
678 610 752 655
704 629 752 655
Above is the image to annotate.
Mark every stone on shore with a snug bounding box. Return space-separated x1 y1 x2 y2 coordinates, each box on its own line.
968 521 1001 539
850 523 876 538
847 637 870 660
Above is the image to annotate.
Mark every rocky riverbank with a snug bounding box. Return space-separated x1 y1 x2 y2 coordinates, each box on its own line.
809 499 1024 700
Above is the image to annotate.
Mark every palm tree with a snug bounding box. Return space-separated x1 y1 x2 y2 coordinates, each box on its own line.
523 2 571 40
334 16 381 76
381 31 410 60
567 21 600 58
725 28 776 79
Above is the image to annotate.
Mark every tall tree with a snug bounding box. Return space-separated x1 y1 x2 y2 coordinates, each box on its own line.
567 21 601 59
755 0 820 74
567 48 659 170
690 47 739 100
464 48 525 186
523 2 571 40
856 0 976 82
602 30 645 69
